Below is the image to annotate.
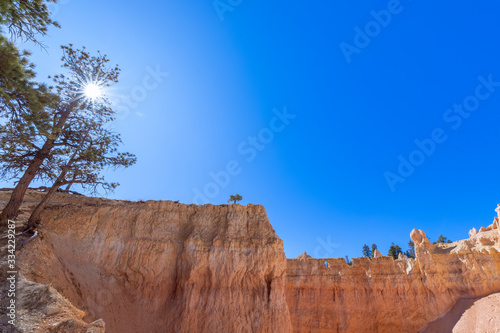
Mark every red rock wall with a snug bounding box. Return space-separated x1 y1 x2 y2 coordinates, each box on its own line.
10 191 500 333
285 228 500 333
18 197 292 333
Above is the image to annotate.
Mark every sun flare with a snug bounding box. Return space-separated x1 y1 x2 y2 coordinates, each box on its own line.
83 83 104 100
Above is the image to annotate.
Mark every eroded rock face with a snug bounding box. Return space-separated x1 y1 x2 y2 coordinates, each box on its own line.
16 277 105 333
296 252 312 261
422 292 500 333
5 191 500 333
14 192 292 333
372 249 383 258
286 223 500 332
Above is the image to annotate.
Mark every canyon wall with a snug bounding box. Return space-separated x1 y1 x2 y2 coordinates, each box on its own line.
13 192 292 333
286 223 500 332
5 191 500 332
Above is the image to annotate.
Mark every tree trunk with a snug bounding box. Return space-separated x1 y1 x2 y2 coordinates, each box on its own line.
27 128 85 229
0 102 76 225
0 138 56 223
65 182 74 192
27 174 66 229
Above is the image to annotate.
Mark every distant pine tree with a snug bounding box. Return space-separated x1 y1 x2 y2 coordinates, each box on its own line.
388 242 402 259
362 244 372 257
405 240 415 258
228 194 242 204
433 235 452 244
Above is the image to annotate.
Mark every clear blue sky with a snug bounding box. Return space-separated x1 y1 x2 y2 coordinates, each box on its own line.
5 0 500 259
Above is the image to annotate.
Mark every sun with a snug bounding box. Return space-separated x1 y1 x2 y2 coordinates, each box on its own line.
83 83 104 100
72 73 109 105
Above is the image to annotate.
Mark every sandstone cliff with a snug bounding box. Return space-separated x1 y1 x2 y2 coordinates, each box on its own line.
4 191 292 333
286 219 500 332
3 190 500 332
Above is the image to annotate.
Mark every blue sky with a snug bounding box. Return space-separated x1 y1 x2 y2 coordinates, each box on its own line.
5 0 500 259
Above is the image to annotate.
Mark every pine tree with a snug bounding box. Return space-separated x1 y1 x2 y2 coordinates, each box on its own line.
0 36 57 130
388 242 402 259
0 45 122 223
0 0 59 43
433 235 452 244
0 0 63 224
0 1 60 121
371 244 378 257
362 244 372 257
228 194 242 204
405 240 415 258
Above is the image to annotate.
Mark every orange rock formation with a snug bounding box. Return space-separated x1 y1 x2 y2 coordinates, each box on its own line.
286 220 500 332
9 191 291 333
2 191 500 332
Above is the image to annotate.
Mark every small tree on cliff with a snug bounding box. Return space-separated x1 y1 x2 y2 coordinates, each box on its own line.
433 234 452 244
228 194 242 204
0 45 120 223
388 242 402 259
362 244 372 257
371 244 378 258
